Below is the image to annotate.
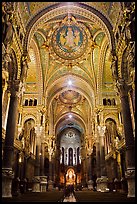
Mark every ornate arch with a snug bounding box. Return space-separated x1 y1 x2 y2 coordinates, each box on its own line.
104 114 119 126
22 114 37 126
22 3 116 56
8 48 18 81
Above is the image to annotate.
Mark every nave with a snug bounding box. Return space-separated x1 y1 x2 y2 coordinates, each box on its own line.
2 2 135 201
2 190 135 203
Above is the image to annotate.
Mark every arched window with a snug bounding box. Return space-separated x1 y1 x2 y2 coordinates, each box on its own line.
62 147 64 165
34 99 37 106
69 148 73 166
107 99 111 105
25 99 28 106
103 98 107 105
112 98 116 105
77 147 80 165
29 99 33 106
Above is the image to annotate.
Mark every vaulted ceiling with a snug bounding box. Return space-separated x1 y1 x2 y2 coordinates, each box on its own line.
17 2 122 138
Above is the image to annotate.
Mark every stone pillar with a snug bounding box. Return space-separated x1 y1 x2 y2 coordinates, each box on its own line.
96 126 108 192
116 80 135 197
2 90 11 130
40 143 45 176
32 144 41 192
2 80 21 197
88 155 92 180
40 142 47 192
87 154 93 190
95 134 101 178
48 152 53 190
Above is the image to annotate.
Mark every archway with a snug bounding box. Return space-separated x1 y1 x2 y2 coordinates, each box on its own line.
65 167 76 186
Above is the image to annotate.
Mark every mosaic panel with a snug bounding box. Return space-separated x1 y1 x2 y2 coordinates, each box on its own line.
52 23 88 60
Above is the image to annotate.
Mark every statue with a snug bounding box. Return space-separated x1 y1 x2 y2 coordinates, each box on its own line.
20 55 28 81
111 55 118 80
2 2 14 48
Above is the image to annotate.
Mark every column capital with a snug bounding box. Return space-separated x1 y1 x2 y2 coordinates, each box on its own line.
7 80 25 98
2 168 14 179
125 167 135 179
116 79 132 97
97 125 106 136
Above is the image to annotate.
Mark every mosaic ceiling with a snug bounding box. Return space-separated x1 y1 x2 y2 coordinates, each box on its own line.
19 2 120 134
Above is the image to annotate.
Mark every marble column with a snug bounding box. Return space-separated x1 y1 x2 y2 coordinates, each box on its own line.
40 143 45 176
95 134 101 178
32 144 41 192
87 155 93 190
40 142 47 192
96 126 108 192
48 152 53 190
2 90 11 130
2 80 20 197
116 80 135 197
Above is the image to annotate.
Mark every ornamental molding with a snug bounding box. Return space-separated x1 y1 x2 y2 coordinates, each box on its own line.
96 39 108 105
96 177 108 183
97 125 106 136
25 5 113 55
116 79 132 97
125 168 135 179
32 176 41 182
30 39 43 97
7 80 21 97
103 113 119 125
2 168 14 178
22 114 37 125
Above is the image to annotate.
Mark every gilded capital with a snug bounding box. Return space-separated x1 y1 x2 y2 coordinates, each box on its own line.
116 79 132 97
97 125 106 136
7 80 23 98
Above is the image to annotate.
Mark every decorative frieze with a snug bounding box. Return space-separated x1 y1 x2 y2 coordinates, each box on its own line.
2 168 14 179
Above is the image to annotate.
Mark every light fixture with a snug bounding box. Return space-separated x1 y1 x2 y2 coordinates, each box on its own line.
19 157 22 163
69 114 72 118
68 80 72 86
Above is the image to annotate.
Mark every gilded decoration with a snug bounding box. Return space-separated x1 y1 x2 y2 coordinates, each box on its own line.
59 90 82 105
51 16 88 60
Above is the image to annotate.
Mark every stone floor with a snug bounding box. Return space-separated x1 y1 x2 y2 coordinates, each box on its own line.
2 190 135 202
62 193 77 202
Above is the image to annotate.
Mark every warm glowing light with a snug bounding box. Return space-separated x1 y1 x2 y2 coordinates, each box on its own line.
68 80 72 85
69 115 72 118
19 157 22 163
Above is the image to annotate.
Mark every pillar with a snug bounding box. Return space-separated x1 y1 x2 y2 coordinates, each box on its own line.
40 142 47 192
116 80 135 197
48 152 53 190
40 143 45 176
32 143 41 192
2 80 21 197
96 125 108 192
87 154 93 190
95 133 101 178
